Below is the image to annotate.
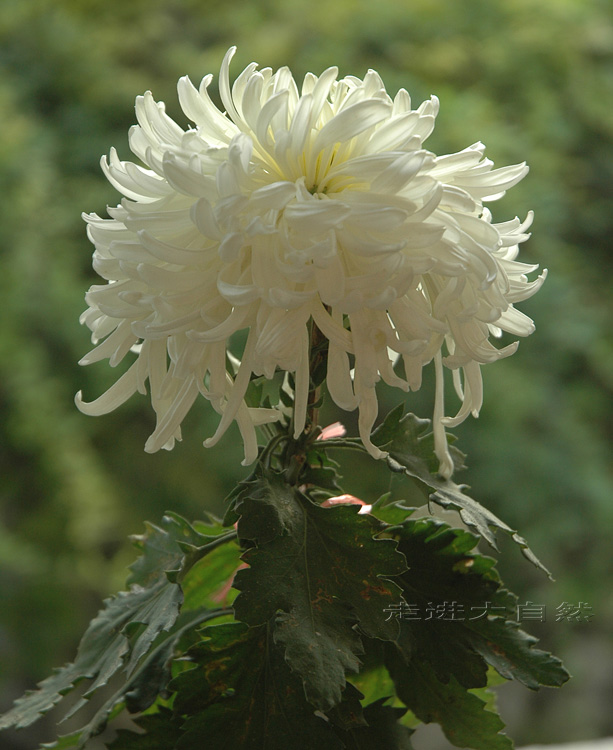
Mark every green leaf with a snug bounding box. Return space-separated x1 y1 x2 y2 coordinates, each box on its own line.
123 634 175 715
0 512 234 745
170 621 345 750
40 704 126 749
302 443 344 494
369 495 417 526
104 608 224 741
372 405 551 575
380 515 568 748
129 512 235 592
169 625 413 749
390 517 508 689
389 516 569 690
180 540 242 611
464 617 570 689
77 607 221 749
349 663 395 707
301 464 343 493
232 469 407 710
0 584 181 733
386 659 511 750
41 731 83 749
246 370 286 408
326 683 368 731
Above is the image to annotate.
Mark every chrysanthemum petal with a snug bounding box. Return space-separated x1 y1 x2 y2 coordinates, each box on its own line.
312 99 392 154
76 362 140 415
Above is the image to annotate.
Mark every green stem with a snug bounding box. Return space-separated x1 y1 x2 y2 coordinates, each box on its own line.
202 529 237 550
306 318 326 432
313 437 365 451
259 431 290 469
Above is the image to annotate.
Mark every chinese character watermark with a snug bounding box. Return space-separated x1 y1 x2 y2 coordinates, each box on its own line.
383 601 594 623
424 601 466 621
383 602 421 621
555 601 594 623
468 602 508 621
517 601 547 623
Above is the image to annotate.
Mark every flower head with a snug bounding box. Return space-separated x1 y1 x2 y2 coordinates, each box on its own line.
77 47 545 475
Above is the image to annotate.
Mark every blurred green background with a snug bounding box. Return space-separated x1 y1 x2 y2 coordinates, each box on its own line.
1 0 612 747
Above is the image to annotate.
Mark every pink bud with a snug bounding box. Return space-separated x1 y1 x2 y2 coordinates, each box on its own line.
321 494 372 515
317 422 347 440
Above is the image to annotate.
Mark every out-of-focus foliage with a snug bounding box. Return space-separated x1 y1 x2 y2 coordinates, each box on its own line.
0 0 611 747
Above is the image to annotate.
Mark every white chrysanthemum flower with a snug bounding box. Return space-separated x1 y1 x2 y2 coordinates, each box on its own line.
77 47 546 475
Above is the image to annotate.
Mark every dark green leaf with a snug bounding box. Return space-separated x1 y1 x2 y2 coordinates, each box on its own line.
76 607 221 749
390 518 506 689
301 464 343 493
326 683 367 731
123 637 174 715
372 405 551 575
302 443 344 493
380 515 568 747
0 512 233 744
170 622 344 750
232 469 406 710
0 584 180 733
389 516 569 690
464 618 570 689
386 658 511 750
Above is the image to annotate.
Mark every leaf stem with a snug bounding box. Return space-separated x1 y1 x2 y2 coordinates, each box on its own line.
259 431 290 469
312 438 365 451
